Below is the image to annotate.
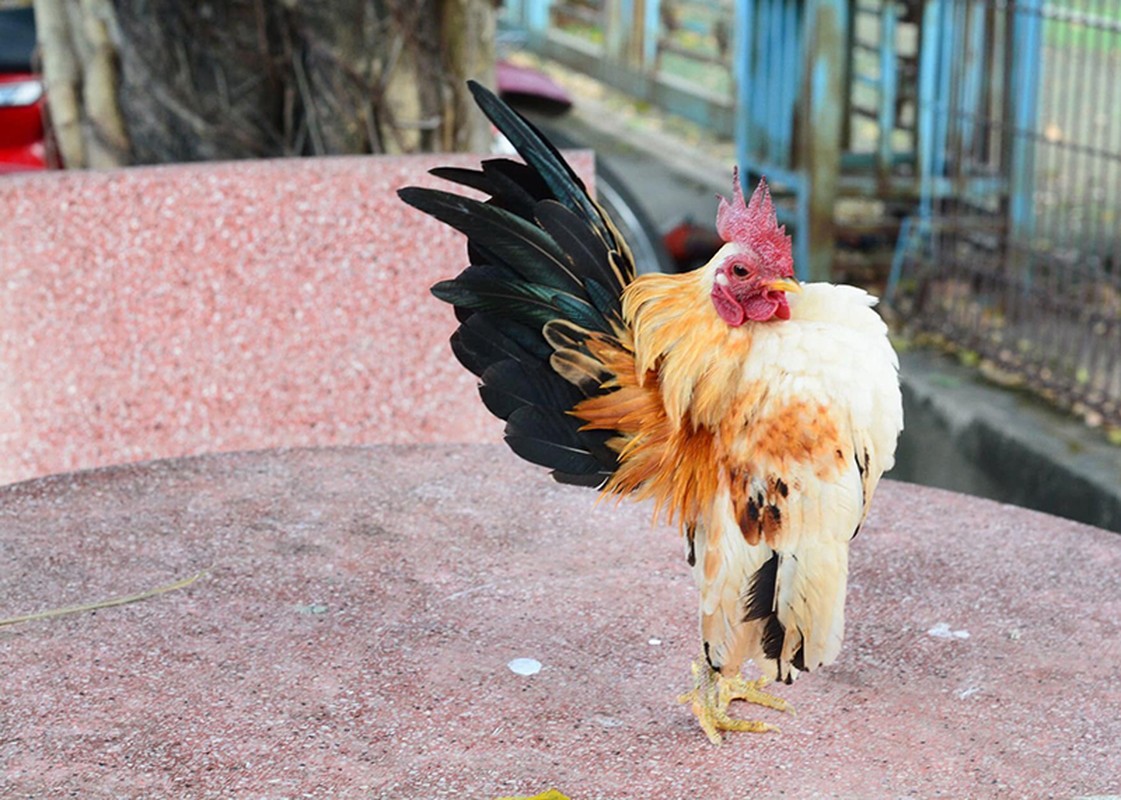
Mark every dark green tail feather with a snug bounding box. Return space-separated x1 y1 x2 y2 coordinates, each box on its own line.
398 81 638 488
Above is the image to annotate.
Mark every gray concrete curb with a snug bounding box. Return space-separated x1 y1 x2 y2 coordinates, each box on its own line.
895 349 1121 533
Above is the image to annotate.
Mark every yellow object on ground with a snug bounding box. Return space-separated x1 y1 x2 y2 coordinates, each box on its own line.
494 791 571 800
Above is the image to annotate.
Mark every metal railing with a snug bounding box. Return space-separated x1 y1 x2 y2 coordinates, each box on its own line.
892 0 1121 427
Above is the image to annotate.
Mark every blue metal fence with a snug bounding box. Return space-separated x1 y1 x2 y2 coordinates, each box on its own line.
892 0 1121 427
503 0 1120 423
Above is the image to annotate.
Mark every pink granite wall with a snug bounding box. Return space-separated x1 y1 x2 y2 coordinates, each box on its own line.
0 154 593 484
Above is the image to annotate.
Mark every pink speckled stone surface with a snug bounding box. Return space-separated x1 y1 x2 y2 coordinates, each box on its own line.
2 445 1119 798
0 154 589 485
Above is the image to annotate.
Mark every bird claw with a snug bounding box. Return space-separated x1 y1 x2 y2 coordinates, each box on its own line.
718 673 794 714
678 659 792 744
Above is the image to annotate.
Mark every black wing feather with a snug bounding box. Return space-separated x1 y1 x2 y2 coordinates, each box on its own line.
398 81 641 488
582 276 621 320
481 160 549 217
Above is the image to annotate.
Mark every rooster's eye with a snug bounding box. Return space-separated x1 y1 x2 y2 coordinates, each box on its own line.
732 264 748 278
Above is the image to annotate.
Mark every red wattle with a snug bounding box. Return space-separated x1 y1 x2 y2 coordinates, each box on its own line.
741 291 779 322
711 283 746 327
773 296 791 320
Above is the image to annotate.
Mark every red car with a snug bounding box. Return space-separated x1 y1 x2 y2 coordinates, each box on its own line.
0 8 48 173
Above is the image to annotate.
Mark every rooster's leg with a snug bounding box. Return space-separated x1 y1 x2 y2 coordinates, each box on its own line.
677 659 792 744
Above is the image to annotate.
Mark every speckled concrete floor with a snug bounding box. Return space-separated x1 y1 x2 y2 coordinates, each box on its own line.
0 155 602 484
4 154 1120 800
1 445 1119 799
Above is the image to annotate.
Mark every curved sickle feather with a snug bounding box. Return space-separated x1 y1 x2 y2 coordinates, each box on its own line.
398 81 642 487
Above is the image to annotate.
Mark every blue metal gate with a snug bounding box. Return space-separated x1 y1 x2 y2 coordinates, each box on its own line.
891 0 1121 427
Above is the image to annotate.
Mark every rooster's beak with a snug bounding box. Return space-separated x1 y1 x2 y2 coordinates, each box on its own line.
766 277 802 294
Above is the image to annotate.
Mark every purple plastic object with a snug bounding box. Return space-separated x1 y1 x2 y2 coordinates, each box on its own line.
497 59 573 113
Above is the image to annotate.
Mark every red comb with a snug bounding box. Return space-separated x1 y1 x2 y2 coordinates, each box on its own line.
716 169 794 277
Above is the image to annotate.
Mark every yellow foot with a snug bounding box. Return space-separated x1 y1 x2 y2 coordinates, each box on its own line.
719 673 793 714
677 660 793 744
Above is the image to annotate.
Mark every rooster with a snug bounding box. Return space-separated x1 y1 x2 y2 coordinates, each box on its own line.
398 82 903 744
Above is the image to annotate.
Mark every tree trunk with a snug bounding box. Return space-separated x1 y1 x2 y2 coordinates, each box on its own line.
32 0 496 167
33 0 129 168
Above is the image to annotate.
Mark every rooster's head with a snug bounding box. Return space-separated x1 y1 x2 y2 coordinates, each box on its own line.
709 170 800 326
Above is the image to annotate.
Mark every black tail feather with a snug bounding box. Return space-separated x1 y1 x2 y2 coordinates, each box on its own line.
533 200 616 292
449 315 546 377
398 186 582 295
466 80 607 240
505 406 615 485
399 81 639 487
430 160 543 219
479 360 585 420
